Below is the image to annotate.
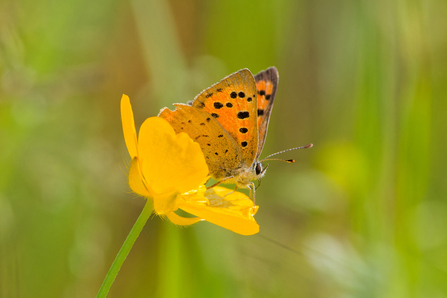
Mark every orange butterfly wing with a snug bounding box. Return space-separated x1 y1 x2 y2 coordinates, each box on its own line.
192 69 259 168
254 67 279 160
159 104 242 180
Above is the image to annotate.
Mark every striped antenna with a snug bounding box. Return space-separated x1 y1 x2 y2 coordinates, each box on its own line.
261 143 313 162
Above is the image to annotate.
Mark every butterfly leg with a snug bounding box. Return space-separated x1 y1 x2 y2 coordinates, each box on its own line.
249 182 257 204
206 176 234 190
223 185 238 198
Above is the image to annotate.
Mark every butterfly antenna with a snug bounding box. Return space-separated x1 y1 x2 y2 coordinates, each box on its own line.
261 143 313 162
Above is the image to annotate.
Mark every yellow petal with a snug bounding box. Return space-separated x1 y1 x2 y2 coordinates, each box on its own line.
153 191 180 215
120 95 138 159
137 117 209 194
128 157 153 197
179 187 259 235
166 212 202 226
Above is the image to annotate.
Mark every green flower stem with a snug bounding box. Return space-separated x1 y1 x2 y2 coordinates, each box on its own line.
97 199 154 298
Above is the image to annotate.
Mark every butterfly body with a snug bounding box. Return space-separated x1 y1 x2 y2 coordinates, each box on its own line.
159 67 278 193
218 160 265 189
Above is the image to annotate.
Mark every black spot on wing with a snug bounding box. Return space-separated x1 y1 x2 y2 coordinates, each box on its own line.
237 111 250 119
258 109 264 116
230 92 237 98
195 134 209 140
214 102 223 109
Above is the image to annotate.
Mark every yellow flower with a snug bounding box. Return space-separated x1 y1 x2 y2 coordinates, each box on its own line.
120 95 259 235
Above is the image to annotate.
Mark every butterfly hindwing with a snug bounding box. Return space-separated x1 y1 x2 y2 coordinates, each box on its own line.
254 67 279 160
192 69 259 168
159 104 242 180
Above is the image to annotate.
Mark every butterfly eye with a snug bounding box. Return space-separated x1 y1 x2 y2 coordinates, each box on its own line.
255 163 262 175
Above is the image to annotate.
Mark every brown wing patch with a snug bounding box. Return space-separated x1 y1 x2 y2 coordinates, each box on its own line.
254 67 279 159
158 104 242 180
192 69 259 168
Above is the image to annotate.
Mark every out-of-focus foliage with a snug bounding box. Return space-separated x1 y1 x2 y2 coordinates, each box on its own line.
1 0 446 297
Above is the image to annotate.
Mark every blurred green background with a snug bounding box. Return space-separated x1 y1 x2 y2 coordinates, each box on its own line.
1 0 446 297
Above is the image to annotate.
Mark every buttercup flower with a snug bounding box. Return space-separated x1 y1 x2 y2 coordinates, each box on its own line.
121 95 259 235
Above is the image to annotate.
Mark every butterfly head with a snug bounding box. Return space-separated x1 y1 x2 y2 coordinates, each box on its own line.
254 162 269 178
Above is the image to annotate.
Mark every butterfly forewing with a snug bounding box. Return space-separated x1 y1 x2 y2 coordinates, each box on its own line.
159 104 242 180
254 67 279 160
192 69 259 168
159 67 280 189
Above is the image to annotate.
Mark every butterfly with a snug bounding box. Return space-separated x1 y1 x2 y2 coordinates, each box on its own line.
159 67 311 198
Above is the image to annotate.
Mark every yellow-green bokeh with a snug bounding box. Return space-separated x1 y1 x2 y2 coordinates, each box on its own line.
1 0 446 297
